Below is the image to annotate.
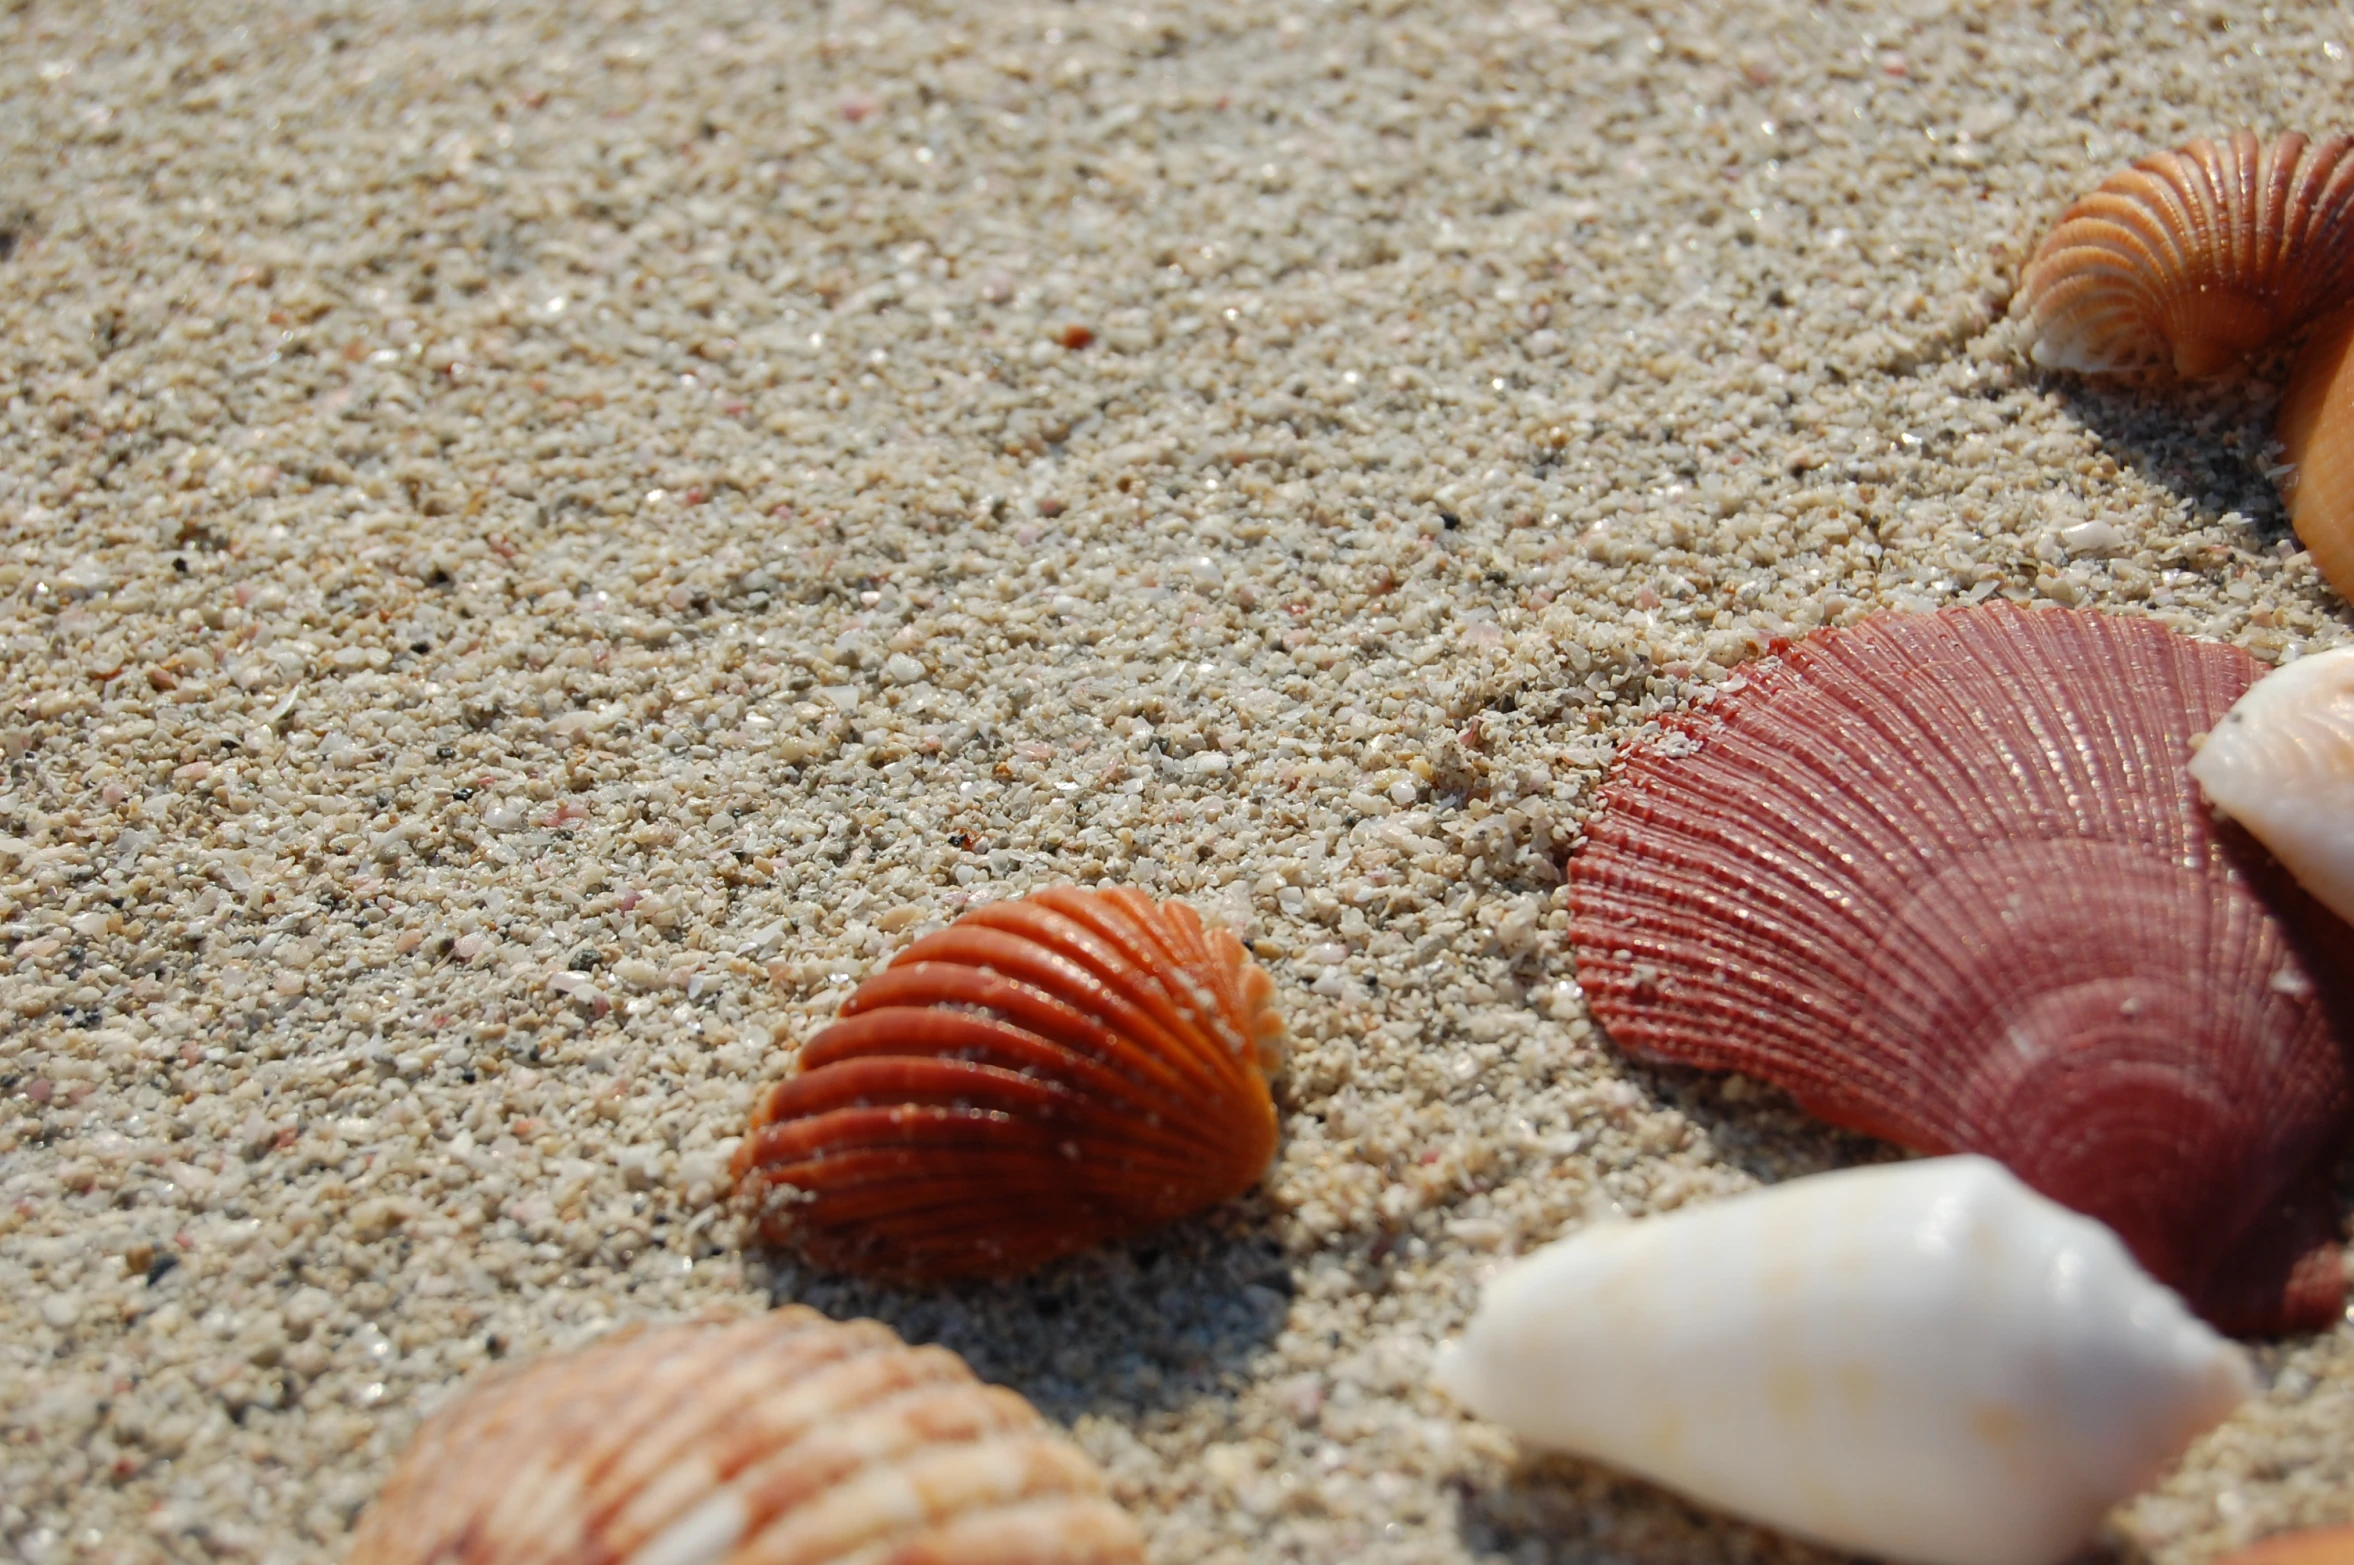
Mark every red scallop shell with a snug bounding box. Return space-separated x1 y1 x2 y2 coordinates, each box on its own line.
2018 130 2354 378
1568 606 2354 1335
2277 303 2354 601
735 886 1284 1282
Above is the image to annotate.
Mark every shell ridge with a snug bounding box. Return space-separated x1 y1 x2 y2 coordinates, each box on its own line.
825 965 1208 1104
1040 889 1248 1081
787 1012 1224 1144
732 1436 1107 1565
489 1325 805 1554
604 1340 986 1552
981 899 1213 1064
748 1106 1221 1185
747 1063 1240 1176
718 1380 1046 1542
588 1322 912 1540
1577 808 1917 1022
950 905 1202 1054
888 925 1228 1103
1015 901 1251 1095
873 1498 1148 1565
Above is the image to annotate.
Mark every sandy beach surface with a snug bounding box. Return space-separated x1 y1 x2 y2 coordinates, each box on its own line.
2 1 2351 1561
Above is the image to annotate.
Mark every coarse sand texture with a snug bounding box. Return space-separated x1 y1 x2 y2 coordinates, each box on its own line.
1 3 2351 1564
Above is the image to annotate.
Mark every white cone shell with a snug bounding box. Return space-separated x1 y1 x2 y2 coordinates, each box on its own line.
2190 645 2354 925
1433 1156 2253 1565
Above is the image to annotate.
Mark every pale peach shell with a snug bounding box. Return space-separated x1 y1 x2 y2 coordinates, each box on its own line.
2277 304 2354 599
345 1309 1146 1565
2019 131 2354 377
2190 646 2354 927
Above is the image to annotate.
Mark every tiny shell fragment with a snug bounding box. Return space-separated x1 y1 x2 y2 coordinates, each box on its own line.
2191 646 2354 926
736 885 1284 1281
345 1308 1147 1565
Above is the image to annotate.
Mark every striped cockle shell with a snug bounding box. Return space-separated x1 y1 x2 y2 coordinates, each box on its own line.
735 886 1284 1281
2191 645 2354 925
2018 131 2354 378
1568 605 2354 1335
1434 1157 2255 1565
345 1308 1146 1565
2275 304 2354 599
2220 1527 2354 1565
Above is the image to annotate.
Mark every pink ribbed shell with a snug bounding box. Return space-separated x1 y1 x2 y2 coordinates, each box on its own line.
1568 606 2354 1335
346 1309 1146 1565
2018 130 2354 378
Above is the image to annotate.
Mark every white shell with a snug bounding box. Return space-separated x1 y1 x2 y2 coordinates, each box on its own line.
2190 646 2354 925
1433 1156 2253 1565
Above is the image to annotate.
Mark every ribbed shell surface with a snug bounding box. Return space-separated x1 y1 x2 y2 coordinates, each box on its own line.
1568 606 2354 1335
344 1308 1147 1565
735 886 1284 1281
2018 130 2354 377
2276 304 2354 600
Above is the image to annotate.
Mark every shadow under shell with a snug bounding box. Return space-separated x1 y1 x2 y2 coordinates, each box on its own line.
1567 605 2354 1335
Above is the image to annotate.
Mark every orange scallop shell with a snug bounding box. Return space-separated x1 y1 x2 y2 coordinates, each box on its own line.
346 1308 1147 1565
735 886 1284 1281
2220 1527 2354 1565
2277 303 2354 599
1567 606 2354 1335
2019 130 2354 377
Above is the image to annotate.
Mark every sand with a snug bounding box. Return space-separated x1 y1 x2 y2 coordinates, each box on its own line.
1 0 2350 1561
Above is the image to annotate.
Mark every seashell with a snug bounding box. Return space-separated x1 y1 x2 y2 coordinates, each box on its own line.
1567 605 2354 1334
2018 130 2354 377
735 886 1284 1281
2191 645 2354 926
2220 1527 2354 1565
1434 1156 2255 1565
346 1307 1147 1565
2276 303 2354 599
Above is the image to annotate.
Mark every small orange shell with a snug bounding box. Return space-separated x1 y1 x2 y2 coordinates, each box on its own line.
2019 130 2354 377
2277 303 2354 598
346 1308 1147 1565
735 886 1284 1281
2219 1526 2354 1565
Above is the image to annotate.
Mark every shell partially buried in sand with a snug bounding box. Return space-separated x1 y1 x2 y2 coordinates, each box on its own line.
1567 606 2354 1334
2018 130 2354 378
1435 1157 2255 1565
2191 645 2354 926
736 886 1285 1281
345 1308 1146 1565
